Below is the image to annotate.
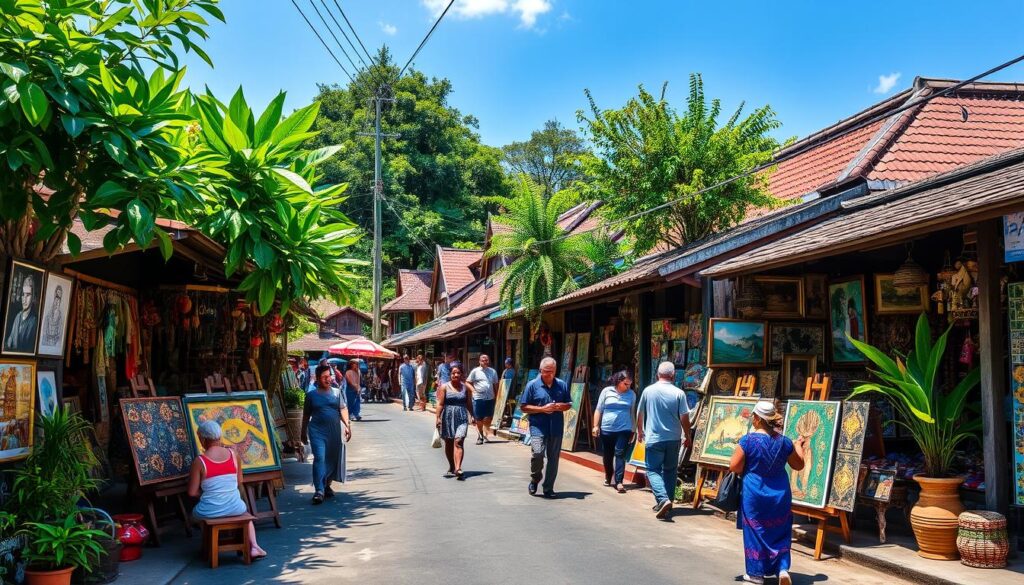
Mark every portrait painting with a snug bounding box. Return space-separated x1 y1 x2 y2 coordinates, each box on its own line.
828 276 868 364
692 396 757 466
753 277 804 318
0 359 35 462
36 272 74 358
804 274 828 319
561 382 587 450
769 323 825 363
36 370 58 418
709 319 766 368
783 400 841 508
672 340 687 367
183 392 281 473
782 354 817 398
2 260 45 356
874 273 929 315
120 397 194 485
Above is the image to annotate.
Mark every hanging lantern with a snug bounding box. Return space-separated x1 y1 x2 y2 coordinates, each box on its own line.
175 294 192 315
736 279 765 319
250 334 264 348
893 249 929 293
267 314 285 335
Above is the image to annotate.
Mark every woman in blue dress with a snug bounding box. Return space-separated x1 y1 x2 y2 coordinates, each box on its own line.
729 400 807 585
436 361 474 480
301 364 352 505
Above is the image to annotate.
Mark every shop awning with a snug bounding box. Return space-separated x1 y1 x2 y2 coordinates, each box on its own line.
702 148 1024 278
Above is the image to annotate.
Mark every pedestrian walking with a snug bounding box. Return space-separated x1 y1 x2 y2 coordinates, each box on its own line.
296 357 311 391
301 364 352 505
503 357 515 381
591 370 636 493
468 354 499 444
729 400 807 585
636 361 692 519
345 360 362 421
519 357 571 498
414 353 428 411
436 361 474 480
399 355 416 411
434 352 452 405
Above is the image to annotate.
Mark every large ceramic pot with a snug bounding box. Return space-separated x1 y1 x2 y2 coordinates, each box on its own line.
911 475 965 560
24 566 74 585
286 408 304 442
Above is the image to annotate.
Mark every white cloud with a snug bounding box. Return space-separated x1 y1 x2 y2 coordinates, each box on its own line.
379 21 397 35
873 72 901 94
422 0 552 28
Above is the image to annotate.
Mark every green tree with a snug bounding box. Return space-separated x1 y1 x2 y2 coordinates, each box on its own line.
579 74 785 255
502 119 589 196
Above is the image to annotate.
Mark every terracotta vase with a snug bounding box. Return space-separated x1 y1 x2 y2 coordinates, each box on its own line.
911 475 965 560
24 566 74 585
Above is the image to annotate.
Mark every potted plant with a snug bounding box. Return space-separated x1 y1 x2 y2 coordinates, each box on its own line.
849 313 980 560
21 512 108 585
284 385 306 441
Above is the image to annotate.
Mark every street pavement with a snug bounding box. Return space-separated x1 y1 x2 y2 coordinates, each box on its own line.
157 402 912 584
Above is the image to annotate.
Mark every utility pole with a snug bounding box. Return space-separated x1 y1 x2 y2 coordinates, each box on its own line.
360 91 398 343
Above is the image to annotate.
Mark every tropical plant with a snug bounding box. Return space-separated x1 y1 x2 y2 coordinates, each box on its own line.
502 119 591 196
21 512 108 573
848 313 981 478
284 386 306 410
578 74 785 255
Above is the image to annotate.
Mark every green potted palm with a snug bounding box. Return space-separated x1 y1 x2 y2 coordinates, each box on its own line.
284 385 306 443
849 313 980 560
21 513 108 585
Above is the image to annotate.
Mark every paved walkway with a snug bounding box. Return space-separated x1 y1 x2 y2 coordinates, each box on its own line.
122 402 915 584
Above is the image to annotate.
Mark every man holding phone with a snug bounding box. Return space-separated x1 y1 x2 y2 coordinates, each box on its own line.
519 357 571 498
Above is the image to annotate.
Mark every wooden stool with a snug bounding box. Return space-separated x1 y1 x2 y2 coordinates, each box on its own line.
199 514 255 568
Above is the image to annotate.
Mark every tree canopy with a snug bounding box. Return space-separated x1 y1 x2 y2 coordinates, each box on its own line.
502 119 589 196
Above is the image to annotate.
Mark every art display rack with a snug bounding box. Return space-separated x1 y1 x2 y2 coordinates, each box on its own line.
692 374 757 509
562 366 594 452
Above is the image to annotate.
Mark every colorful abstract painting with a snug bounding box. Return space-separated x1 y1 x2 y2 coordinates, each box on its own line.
0 359 35 462
692 396 757 466
183 392 281 473
120 397 194 486
561 382 586 450
783 400 841 509
827 401 870 511
1009 282 1024 505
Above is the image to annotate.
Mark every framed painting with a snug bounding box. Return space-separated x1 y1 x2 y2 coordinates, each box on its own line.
782 354 817 399
266 389 286 427
862 469 897 502
491 377 510 430
36 272 74 358
804 274 828 319
671 340 687 367
0 359 35 462
36 370 58 418
757 370 780 398
183 391 282 474
692 395 757 466
559 333 576 384
120 397 195 486
828 276 868 364
827 401 870 512
753 276 804 318
769 323 825 363
708 319 766 368
783 400 841 508
62 395 81 415
712 368 737 395
874 273 929 314
575 332 591 369
561 382 587 450
2 260 45 356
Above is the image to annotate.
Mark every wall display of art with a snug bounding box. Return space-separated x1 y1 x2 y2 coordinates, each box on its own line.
691 396 757 466
671 340 687 367
491 377 511 430
671 322 688 340
874 273 929 314
757 370 779 397
712 368 737 395
682 363 707 389
708 319 766 368
36 272 74 358
575 333 591 370
804 274 828 319
0 359 35 462
870 314 915 359
827 401 870 512
686 348 701 366
561 382 587 449
183 392 281 474
783 400 841 509
266 390 286 427
828 276 868 364
120 397 195 485
36 370 58 418
769 323 825 363
782 354 817 398
753 276 804 318
1008 282 1024 505
688 314 704 351
2 260 45 356
559 333 576 385
862 469 896 501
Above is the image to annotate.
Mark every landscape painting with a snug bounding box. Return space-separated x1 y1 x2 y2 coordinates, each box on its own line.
874 273 929 314
769 323 825 362
783 400 841 508
829 277 868 364
120 397 194 485
709 319 766 368
183 392 281 473
692 396 757 466
753 276 804 318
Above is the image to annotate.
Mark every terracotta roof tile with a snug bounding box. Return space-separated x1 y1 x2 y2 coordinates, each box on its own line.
437 247 482 296
288 332 362 353
382 270 432 313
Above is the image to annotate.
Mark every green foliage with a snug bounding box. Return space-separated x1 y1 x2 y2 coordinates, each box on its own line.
21 512 108 572
284 386 306 409
579 74 785 255
288 317 319 343
849 313 981 477
502 119 590 196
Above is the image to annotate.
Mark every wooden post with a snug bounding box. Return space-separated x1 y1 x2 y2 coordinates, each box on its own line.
977 219 1010 514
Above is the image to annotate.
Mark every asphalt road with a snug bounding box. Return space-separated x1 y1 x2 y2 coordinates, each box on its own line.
166 402 912 585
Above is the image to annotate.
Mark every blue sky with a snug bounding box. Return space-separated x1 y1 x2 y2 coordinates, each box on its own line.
182 0 1024 147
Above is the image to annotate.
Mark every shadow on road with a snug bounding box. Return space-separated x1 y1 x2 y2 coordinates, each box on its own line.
545 490 591 500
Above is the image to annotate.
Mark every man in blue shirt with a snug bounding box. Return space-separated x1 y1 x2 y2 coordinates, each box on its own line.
637 361 693 519
434 352 452 405
519 356 571 497
399 355 416 411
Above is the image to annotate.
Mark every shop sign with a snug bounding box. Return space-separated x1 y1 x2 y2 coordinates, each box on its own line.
1003 213 1024 263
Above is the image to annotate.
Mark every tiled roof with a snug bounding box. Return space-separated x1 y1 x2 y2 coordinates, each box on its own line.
769 119 887 200
310 299 344 319
382 270 432 313
386 305 492 347
436 247 482 297
288 332 362 353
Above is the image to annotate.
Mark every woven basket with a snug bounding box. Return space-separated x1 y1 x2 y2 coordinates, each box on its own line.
956 510 1008 569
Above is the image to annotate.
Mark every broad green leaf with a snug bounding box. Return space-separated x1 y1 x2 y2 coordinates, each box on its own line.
91 181 129 206
254 92 286 144
270 102 320 144
61 115 86 138
0 62 28 83
253 240 274 269
257 277 275 316
17 81 48 126
271 167 312 194
221 113 248 150
94 5 134 34
66 232 82 256
125 198 154 244
154 229 173 261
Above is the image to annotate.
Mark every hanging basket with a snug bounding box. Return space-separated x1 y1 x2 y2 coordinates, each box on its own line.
893 256 929 292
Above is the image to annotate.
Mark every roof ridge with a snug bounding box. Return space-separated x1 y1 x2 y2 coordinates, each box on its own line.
836 86 933 183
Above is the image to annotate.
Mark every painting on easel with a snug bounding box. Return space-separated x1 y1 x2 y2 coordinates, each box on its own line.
691 396 757 466
183 392 281 474
121 397 194 486
783 400 841 508
561 382 587 450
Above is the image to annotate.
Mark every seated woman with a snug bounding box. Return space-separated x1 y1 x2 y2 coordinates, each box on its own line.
188 420 267 560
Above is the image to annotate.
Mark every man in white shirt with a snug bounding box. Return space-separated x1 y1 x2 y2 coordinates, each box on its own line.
637 361 693 520
467 354 499 444
414 353 428 411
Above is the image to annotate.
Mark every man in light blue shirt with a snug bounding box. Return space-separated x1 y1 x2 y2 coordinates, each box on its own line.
637 361 692 519
399 355 416 411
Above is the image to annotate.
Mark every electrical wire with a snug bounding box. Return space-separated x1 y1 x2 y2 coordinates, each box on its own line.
308 0 362 76
398 0 454 78
382 193 437 264
290 0 354 83
320 0 368 70
332 0 375 65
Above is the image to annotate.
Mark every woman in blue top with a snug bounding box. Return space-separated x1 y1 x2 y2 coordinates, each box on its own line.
591 370 636 493
301 364 352 505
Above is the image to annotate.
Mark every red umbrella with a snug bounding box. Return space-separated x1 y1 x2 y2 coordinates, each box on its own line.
328 338 398 359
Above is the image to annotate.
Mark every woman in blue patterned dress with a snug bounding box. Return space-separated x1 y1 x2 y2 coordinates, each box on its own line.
729 400 807 585
435 361 474 480
301 364 352 505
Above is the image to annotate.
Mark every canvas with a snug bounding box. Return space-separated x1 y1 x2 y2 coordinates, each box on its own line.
0 359 35 462
753 276 804 318
2 260 45 356
561 382 586 449
120 397 194 486
671 340 687 367
712 369 737 394
267 389 286 426
769 323 825 363
510 401 529 436
575 333 591 369
828 277 868 364
183 392 281 473
559 333 576 384
874 274 929 314
1012 362 1024 505
692 396 757 466
36 272 73 358
827 401 870 511
804 274 828 318
689 395 712 462
757 370 779 397
708 319 766 368
783 400 841 508
36 370 58 418
491 377 510 430
863 470 896 501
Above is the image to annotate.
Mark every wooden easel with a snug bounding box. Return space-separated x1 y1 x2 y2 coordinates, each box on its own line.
242 469 283 528
204 373 233 394
236 371 259 391
128 374 156 398
692 374 757 509
792 374 852 560
127 477 193 546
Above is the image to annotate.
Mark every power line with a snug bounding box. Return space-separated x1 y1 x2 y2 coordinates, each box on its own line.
290 0 354 83
528 52 1024 248
320 0 368 70
332 0 375 65
382 193 437 264
398 0 454 78
308 0 362 75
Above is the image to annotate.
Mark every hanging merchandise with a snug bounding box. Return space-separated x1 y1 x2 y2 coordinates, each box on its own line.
893 244 929 292
959 335 977 368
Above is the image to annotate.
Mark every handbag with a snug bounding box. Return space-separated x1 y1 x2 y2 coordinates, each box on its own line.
708 471 741 512
431 427 442 449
